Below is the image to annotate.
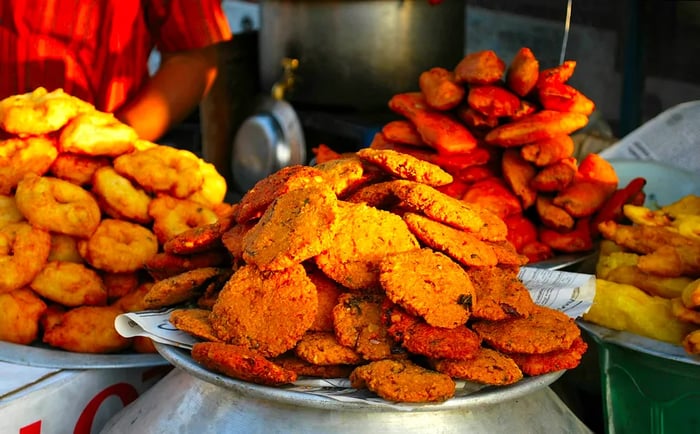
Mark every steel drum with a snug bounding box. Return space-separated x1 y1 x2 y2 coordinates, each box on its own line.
100 343 593 433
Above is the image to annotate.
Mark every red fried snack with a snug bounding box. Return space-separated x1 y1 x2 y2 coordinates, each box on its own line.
538 81 595 115
536 195 575 231
539 217 594 253
509 99 537 121
501 149 537 210
418 67 465 111
388 92 478 154
507 336 588 376
503 213 538 254
312 144 343 164
484 110 588 147
454 50 505 85
455 105 500 130
590 177 647 238
576 153 619 186
192 342 297 386
430 146 492 173
530 156 577 192
381 120 425 146
506 47 539 97
357 148 453 187
401 322 482 360
521 241 554 263
520 135 575 167
537 60 577 86
467 85 520 118
553 180 615 218
462 177 522 220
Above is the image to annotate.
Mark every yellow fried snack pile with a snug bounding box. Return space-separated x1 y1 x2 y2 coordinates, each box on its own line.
0 87 229 353
583 195 700 352
151 148 588 403
316 47 633 264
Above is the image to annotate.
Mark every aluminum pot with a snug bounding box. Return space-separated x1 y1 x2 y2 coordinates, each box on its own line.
258 0 466 111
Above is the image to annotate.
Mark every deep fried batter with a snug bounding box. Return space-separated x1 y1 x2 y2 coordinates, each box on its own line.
58 111 137 157
332 292 404 361
0 136 58 194
402 322 482 361
221 221 255 262
402 212 498 268
145 250 229 281
307 267 344 332
234 165 325 224
432 347 523 385
148 195 220 245
92 166 152 224
192 341 297 386
380 248 475 328
0 87 94 135
0 194 23 229
143 267 224 309
210 264 317 358
49 153 111 186
170 308 223 342
0 222 51 294
507 336 588 376
314 155 369 196
273 352 355 379
468 266 536 321
30 261 108 307
472 305 580 354
294 331 364 365
0 288 47 345
350 359 455 403
163 219 227 255
356 148 453 187
343 180 400 209
42 305 132 353
242 184 339 271
315 201 420 290
78 219 158 273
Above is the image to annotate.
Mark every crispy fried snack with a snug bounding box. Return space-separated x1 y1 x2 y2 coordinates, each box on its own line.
42 305 132 353
0 87 94 135
163 217 228 256
467 85 520 118
582 279 696 345
484 110 588 147
58 111 137 157
144 267 225 308
273 352 355 379
432 347 523 385
501 149 537 209
473 305 580 354
113 145 204 199
455 105 500 130
145 250 229 281
682 329 700 355
380 248 474 328
350 359 455 403
92 166 152 224
537 82 595 115
343 180 399 209
598 220 697 254
148 195 220 245
315 201 419 290
520 135 575 167
111 282 153 313
402 212 498 267
15 173 101 237
30 261 107 307
539 217 594 253
454 50 505 85
0 222 51 294
49 153 111 186
553 180 615 218
307 267 344 332
468 265 537 321
294 331 364 365
503 213 538 255
0 136 58 194
381 120 425 147
638 244 700 277
462 177 523 220
681 278 700 309
102 271 140 301
401 322 482 360
210 264 317 357
0 194 23 230
670 297 700 325
242 184 339 271
192 341 297 386
507 336 588 376
419 67 465 111
598 254 690 299
186 159 229 209
506 47 539 97
170 308 222 342
536 195 575 231
357 148 453 187
530 156 577 192
78 219 158 273
0 288 47 345
537 60 577 85
332 292 403 361
313 155 371 196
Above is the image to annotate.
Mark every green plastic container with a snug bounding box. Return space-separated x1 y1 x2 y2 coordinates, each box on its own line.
580 321 700 434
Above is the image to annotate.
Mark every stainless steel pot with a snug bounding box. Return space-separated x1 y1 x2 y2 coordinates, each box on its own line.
258 0 466 111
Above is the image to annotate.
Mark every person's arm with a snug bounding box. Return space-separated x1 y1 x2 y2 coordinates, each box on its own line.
115 43 219 141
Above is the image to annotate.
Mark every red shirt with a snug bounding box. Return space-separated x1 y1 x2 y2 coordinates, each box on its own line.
0 0 232 112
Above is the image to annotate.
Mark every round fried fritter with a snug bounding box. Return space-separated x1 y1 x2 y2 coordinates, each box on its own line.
143 267 224 309
58 111 137 157
15 173 101 238
101 271 140 302
402 323 482 361
402 212 498 268
148 195 220 245
294 331 364 365
186 159 228 208
0 288 47 345
314 155 368 196
210 264 317 358
350 359 455 403
234 165 325 224
487 240 529 266
315 201 420 290
0 222 51 294
273 352 355 379
507 336 588 376
170 308 222 342
0 87 94 135
0 194 24 230
380 248 475 328
472 305 581 354
30 261 107 307
242 184 339 271
0 136 58 194
112 282 152 312
92 166 152 224
42 305 132 353
145 250 229 281
77 219 158 273
163 220 226 255
47 233 83 263
343 180 400 209
192 341 298 386
391 180 507 242
468 266 537 321
221 221 255 261
432 347 523 385
356 148 453 187
307 267 344 332
49 153 111 186
332 292 404 361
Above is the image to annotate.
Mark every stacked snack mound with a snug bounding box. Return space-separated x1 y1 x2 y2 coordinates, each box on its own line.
316 47 639 263
0 87 230 354
151 149 589 403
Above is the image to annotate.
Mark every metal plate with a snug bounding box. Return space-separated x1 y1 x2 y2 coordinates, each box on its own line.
0 340 168 369
155 342 564 411
578 320 700 366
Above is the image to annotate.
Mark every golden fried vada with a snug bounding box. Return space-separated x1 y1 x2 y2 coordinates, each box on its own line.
0 288 47 345
58 110 137 157
42 305 132 353
30 261 108 307
0 222 51 293
77 219 158 273
0 87 94 135
0 136 58 194
92 166 152 224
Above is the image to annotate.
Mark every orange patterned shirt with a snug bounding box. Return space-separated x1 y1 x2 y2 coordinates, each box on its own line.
0 0 232 112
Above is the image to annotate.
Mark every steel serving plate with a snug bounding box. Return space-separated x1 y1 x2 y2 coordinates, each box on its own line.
0 340 167 369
